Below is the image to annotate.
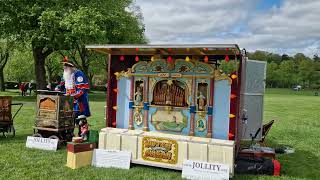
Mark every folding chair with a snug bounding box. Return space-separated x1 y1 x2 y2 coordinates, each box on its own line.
259 120 275 146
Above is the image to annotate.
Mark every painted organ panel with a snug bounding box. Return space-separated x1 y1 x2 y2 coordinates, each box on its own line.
115 58 232 139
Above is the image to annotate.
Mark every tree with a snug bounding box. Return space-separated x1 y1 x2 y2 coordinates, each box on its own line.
219 60 239 74
281 54 290 61
248 50 282 64
59 5 146 86
1 1 65 89
4 47 35 83
313 54 320 62
0 0 145 90
266 53 282 64
247 50 268 61
266 62 280 88
294 53 310 62
0 38 14 91
298 59 314 87
278 60 298 88
45 52 63 84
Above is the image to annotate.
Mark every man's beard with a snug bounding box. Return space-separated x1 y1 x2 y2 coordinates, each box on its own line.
63 68 74 89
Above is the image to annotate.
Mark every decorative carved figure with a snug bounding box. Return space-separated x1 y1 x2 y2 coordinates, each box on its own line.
135 87 143 106
196 119 206 132
134 108 143 126
197 91 206 111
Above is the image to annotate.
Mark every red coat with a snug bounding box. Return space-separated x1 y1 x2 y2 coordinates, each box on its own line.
19 83 25 91
81 124 88 135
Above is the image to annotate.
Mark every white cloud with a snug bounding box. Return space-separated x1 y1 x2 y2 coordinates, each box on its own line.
136 0 258 41
135 0 320 56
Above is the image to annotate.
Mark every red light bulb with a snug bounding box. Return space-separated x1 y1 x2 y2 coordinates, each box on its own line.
204 56 209 63
120 55 125 61
225 55 230 62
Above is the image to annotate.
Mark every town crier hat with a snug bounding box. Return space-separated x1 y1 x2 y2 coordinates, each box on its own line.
62 56 75 67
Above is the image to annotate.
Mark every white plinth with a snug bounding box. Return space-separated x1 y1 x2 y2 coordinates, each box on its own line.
98 128 235 176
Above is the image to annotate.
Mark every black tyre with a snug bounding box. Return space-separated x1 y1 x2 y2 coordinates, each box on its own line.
49 135 62 148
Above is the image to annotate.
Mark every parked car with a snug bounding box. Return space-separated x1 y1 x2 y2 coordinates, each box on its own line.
293 85 302 91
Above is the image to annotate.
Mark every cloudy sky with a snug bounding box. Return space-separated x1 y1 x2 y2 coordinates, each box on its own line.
134 0 320 56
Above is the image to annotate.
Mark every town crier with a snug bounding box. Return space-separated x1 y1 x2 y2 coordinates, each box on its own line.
59 56 91 135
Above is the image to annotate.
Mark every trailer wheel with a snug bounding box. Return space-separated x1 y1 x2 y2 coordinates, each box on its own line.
49 135 62 148
33 133 42 137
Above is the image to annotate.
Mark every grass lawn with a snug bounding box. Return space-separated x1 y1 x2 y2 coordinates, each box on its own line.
0 88 319 180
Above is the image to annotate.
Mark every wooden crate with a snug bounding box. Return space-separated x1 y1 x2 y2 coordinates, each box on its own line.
0 96 12 124
66 150 93 169
35 94 74 128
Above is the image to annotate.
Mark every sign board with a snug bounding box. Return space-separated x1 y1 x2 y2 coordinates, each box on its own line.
26 136 58 151
92 149 131 169
142 136 178 164
182 160 229 180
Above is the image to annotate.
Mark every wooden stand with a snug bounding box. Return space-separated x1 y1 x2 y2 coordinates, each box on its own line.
66 142 96 169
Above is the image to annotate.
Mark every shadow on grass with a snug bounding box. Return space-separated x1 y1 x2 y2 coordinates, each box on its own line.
12 95 37 102
131 163 181 173
0 132 30 144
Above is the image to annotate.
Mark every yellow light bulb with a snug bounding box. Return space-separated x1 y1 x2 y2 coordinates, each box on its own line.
231 74 238 79
185 56 190 62
230 94 237 99
229 114 236 118
113 106 118 110
151 56 155 61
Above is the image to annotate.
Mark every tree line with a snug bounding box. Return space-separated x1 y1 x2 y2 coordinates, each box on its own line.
248 51 320 89
1 1 319 91
0 0 146 91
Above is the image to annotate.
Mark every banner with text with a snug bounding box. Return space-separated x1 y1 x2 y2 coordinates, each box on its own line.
92 149 131 169
182 160 229 180
26 136 58 151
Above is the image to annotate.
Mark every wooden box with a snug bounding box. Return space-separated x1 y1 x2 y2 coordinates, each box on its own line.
0 96 12 124
35 93 74 128
67 142 96 153
66 151 93 169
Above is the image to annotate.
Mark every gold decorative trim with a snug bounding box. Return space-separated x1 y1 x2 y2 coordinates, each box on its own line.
132 61 148 73
214 70 232 84
131 58 215 75
114 69 132 80
194 61 215 74
122 73 214 79
141 136 178 165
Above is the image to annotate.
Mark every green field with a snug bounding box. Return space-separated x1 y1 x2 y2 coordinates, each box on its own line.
0 89 319 180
